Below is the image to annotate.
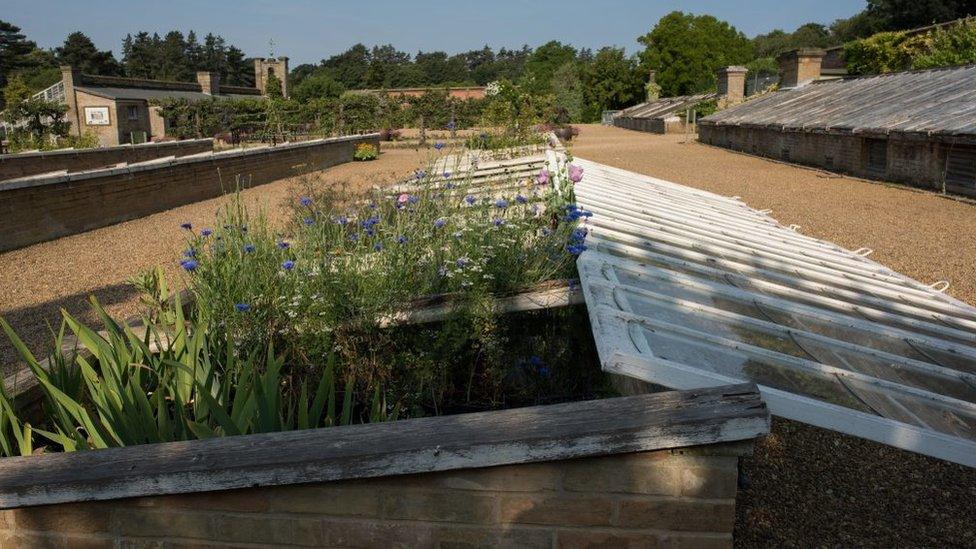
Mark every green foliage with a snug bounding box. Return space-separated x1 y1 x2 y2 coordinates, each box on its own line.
521 41 578 95
845 19 976 74
481 80 551 136
1 74 71 151
637 11 754 96
580 47 645 120
292 72 346 103
0 19 39 108
121 30 252 85
0 283 386 456
55 32 122 76
550 62 584 123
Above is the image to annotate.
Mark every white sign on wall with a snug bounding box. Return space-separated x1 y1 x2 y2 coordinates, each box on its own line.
84 106 111 126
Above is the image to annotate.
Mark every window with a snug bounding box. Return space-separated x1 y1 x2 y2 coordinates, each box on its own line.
127 105 139 120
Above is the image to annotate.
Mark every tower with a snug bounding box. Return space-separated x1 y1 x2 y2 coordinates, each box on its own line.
254 56 289 98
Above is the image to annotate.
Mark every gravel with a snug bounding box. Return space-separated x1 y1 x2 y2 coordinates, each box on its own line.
3 127 975 545
571 124 976 548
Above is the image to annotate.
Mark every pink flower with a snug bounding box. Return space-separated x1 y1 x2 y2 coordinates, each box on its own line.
397 193 410 204
536 169 550 185
568 164 584 183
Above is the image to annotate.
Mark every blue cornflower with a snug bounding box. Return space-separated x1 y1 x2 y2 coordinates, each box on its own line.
529 356 544 367
443 171 451 179
408 195 420 205
568 278 579 291
570 227 588 243
277 241 290 249
492 217 505 227
397 235 408 245
446 121 456 131
243 244 256 254
516 194 528 204
299 196 313 207
180 222 192 230
456 257 469 268
201 228 213 237
349 232 360 241
433 218 447 229
183 248 196 258
433 142 445 150
365 228 375 237
538 365 551 378
494 198 508 209
180 259 198 271
465 195 476 205
281 260 295 271
374 242 384 251
235 303 251 312
566 244 588 256
541 227 552 236
361 216 381 229
303 217 315 226
415 170 427 180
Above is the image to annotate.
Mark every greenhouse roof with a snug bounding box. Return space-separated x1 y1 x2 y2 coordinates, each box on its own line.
568 155 976 467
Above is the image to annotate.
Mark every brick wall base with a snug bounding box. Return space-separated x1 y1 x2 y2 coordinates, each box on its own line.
0 135 378 252
0 139 213 181
698 124 955 195
0 445 745 548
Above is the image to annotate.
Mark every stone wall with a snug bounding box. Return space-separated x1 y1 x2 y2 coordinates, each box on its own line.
0 135 379 252
0 445 745 548
0 139 213 181
698 124 953 194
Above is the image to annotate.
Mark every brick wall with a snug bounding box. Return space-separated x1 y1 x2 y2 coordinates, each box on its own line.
699 124 952 194
0 139 213 181
0 135 379 252
0 444 745 548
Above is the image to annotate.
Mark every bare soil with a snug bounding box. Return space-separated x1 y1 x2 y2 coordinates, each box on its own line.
570 124 976 548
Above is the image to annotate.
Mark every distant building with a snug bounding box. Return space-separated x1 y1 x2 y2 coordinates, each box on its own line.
16 57 289 147
699 51 976 196
611 67 746 134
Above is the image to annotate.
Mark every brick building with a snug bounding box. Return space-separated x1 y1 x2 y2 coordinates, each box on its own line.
699 52 976 196
43 57 289 147
612 68 745 134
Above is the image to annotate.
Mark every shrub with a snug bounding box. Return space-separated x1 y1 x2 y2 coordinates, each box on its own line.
353 142 378 161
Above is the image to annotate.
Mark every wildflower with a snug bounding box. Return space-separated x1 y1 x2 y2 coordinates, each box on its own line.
349 232 359 241
397 193 411 205
566 244 588 256
443 171 451 179
180 259 198 271
433 142 444 151
235 303 251 312
243 244 256 254
365 228 375 237
277 241 290 249
303 217 315 226
415 170 427 180
362 216 381 229
408 195 420 205
183 248 196 258
374 242 384 251
516 194 528 204
453 231 463 239
446 120 456 131
568 278 579 291
465 195 476 205
281 260 295 271
538 365 551 378
456 257 469 268
492 217 505 227
201 228 213 237
180 222 192 230
529 356 544 366
397 235 408 245
335 215 348 225
494 198 508 209
570 227 588 243
541 227 552 237
536 169 550 185
568 164 584 183
433 218 447 229
299 196 313 207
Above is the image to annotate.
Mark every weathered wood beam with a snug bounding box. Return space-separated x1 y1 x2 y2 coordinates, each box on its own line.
0 383 768 509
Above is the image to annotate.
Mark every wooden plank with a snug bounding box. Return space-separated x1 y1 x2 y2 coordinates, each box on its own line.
0 384 768 509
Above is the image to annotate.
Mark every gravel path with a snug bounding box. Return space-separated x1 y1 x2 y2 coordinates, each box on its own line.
0 148 426 377
571 124 976 548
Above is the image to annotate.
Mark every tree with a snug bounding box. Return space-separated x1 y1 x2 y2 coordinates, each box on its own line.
864 0 976 31
2 73 69 147
55 32 122 76
157 31 189 81
550 62 583 123
637 11 754 97
322 44 370 88
522 41 577 94
581 47 644 120
122 32 158 78
291 72 345 102
0 20 38 106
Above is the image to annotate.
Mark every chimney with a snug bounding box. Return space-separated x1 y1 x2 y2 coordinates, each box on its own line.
716 66 748 106
646 69 659 101
196 71 220 95
777 48 826 89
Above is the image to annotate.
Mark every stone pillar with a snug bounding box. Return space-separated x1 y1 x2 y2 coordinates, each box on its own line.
646 70 659 101
196 71 220 95
716 66 748 106
777 48 826 88
254 57 290 99
60 65 83 137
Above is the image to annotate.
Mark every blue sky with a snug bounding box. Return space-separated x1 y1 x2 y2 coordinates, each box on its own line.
7 0 866 66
